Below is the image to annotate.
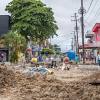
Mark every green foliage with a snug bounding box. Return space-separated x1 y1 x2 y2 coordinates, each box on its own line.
41 48 54 54
4 31 26 62
53 44 60 48
10 51 18 63
5 31 26 50
6 0 58 40
50 44 61 55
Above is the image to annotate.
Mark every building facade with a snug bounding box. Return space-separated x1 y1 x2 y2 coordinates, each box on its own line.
0 15 10 62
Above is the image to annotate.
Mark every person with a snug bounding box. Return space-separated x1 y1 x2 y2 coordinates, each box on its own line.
31 56 38 67
97 53 100 66
45 57 49 65
64 56 69 63
62 56 70 70
50 56 53 67
38 55 43 62
51 56 57 68
75 55 79 64
61 56 63 63
90 52 94 63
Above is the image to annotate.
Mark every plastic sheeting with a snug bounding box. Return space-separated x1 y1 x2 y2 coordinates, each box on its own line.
66 50 76 60
26 66 49 77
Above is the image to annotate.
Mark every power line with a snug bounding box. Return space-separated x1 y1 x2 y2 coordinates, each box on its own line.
84 1 100 29
85 0 98 19
92 7 100 19
86 0 94 14
87 6 100 26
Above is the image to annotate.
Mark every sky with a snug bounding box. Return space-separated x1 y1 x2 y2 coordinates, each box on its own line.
0 0 100 52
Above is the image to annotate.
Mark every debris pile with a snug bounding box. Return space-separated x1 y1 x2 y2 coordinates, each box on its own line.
10 72 100 100
0 66 100 100
0 67 15 89
25 67 53 78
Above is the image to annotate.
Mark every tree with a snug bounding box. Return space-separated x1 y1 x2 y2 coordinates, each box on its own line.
51 44 61 55
53 44 60 48
41 48 54 55
6 0 58 41
4 31 26 62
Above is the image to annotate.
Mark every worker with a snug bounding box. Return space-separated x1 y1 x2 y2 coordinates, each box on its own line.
31 56 38 67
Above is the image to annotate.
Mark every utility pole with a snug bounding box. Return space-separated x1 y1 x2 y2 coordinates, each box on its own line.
73 31 77 52
71 13 79 54
71 38 74 50
79 0 86 64
74 13 79 54
70 31 77 53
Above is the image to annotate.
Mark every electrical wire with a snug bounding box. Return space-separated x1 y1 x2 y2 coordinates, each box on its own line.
87 6 100 26
83 0 96 31
85 0 100 30
85 0 98 19
86 0 94 14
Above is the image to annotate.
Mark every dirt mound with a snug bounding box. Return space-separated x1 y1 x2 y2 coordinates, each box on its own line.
10 80 100 100
82 72 100 83
89 72 100 81
9 73 100 100
0 66 100 100
0 67 15 89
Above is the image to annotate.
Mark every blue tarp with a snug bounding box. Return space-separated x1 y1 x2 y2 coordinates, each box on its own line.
66 50 76 60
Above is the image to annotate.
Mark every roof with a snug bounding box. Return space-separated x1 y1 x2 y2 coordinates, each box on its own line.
79 43 100 49
92 23 100 33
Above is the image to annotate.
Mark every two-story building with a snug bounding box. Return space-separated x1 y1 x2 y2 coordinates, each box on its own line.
79 23 100 63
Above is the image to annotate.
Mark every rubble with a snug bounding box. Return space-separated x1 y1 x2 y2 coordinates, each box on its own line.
0 67 15 89
0 65 100 100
